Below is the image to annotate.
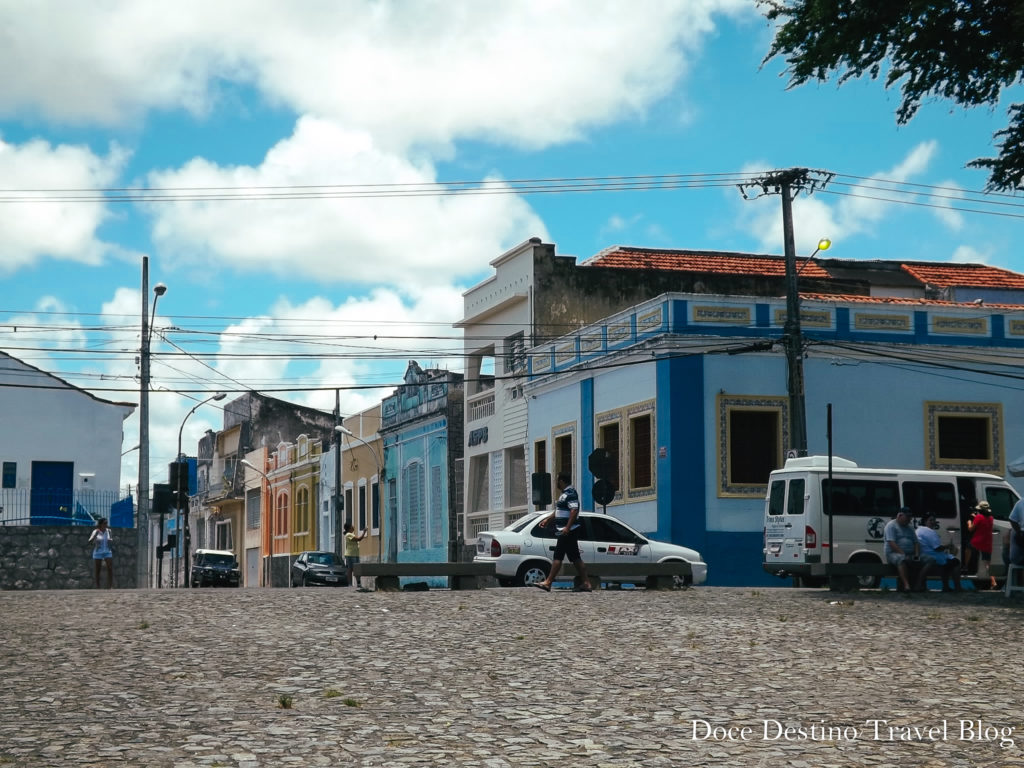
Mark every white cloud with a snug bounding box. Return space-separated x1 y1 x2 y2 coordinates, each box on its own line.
951 245 990 264
0 137 128 272
738 142 943 255
144 116 549 285
930 178 965 231
66 280 467 488
0 1 752 150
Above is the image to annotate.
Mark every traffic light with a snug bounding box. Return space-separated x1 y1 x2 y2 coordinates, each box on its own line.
588 448 618 509
153 483 172 517
531 472 552 508
169 460 189 509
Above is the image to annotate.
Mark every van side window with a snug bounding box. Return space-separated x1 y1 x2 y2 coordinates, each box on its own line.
901 481 957 519
787 479 805 514
984 487 1019 520
768 480 786 516
822 479 899 516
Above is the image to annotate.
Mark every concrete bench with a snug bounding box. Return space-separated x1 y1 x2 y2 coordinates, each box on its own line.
558 561 692 591
823 561 999 591
353 562 495 592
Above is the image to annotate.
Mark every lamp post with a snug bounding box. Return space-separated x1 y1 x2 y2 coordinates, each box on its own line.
240 459 277 587
136 256 165 589
173 393 226 588
783 232 832 456
336 425 384 562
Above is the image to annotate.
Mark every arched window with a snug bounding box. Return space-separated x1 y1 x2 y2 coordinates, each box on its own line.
276 491 289 536
295 487 310 534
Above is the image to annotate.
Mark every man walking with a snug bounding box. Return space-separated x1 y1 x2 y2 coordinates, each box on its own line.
533 471 592 593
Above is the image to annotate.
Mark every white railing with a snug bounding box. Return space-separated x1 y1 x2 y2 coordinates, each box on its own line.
467 391 495 422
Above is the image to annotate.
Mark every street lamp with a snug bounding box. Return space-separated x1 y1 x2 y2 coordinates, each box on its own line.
173 392 226 588
240 458 281 587
784 236 832 456
336 425 384 562
136 255 166 590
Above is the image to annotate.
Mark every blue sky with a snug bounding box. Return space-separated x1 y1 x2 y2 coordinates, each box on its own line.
1 1 1020 491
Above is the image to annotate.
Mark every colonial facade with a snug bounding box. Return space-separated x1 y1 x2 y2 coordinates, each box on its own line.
464 241 1024 585
379 361 464 575
193 393 335 586
523 284 1024 585
337 404 384 564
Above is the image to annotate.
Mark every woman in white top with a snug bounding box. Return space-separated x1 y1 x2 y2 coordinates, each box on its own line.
88 517 114 589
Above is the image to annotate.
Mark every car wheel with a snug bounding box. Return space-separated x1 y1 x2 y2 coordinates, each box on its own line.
301 574 309 587
516 561 549 587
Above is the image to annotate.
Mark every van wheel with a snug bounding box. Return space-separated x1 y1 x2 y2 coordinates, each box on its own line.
848 555 882 589
829 575 859 592
856 573 881 589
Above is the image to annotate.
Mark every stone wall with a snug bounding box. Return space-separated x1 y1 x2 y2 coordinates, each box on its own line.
0 526 139 590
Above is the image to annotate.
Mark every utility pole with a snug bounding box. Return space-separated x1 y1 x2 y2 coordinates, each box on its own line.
739 168 833 456
334 389 343 558
137 258 151 589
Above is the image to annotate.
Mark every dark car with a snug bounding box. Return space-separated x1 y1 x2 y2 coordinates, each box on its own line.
291 551 348 586
190 548 241 588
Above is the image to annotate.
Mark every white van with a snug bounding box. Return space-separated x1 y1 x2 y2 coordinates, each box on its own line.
763 456 1020 588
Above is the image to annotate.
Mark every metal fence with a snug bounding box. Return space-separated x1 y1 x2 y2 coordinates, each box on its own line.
0 489 133 527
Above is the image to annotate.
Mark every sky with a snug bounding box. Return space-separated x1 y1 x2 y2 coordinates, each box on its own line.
2 0 1022 493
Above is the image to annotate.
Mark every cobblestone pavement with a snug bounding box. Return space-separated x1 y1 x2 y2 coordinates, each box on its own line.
2 585 1024 767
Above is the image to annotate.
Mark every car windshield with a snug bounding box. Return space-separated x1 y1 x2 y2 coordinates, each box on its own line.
203 554 235 566
309 553 339 566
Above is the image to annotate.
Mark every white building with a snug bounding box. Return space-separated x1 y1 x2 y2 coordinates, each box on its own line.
0 352 135 525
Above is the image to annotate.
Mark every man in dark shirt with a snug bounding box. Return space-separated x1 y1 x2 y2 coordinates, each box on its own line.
533 471 592 592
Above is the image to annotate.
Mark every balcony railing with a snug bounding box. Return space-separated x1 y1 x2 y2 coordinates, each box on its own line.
0 489 133 526
467 391 495 422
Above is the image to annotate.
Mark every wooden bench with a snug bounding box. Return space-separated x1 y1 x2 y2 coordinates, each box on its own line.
353 562 495 592
557 561 692 591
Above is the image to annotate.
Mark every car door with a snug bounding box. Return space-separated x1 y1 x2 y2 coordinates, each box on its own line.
530 519 595 568
581 515 652 576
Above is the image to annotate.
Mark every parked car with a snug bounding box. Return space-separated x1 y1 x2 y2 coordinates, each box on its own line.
291 551 348 587
473 510 708 587
190 548 241 588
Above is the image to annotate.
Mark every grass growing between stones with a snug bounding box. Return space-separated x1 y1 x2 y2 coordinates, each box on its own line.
278 695 294 709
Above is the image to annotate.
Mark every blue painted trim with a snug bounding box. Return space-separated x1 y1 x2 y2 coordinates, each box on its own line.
993 314 1005 341
657 355 706 554
672 299 688 332
755 303 770 328
702 532 779 586
914 311 928 343
580 377 594 510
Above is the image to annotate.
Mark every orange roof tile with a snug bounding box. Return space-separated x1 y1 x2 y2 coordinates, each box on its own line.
584 246 832 279
901 263 1024 289
801 293 1024 310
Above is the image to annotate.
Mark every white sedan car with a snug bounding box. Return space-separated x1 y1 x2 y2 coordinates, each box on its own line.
474 510 708 587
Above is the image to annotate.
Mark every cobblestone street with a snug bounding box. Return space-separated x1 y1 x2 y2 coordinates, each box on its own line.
2 585 1023 767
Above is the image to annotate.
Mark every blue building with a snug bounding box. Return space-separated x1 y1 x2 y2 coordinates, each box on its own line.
380 362 464 576
522 256 1024 586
